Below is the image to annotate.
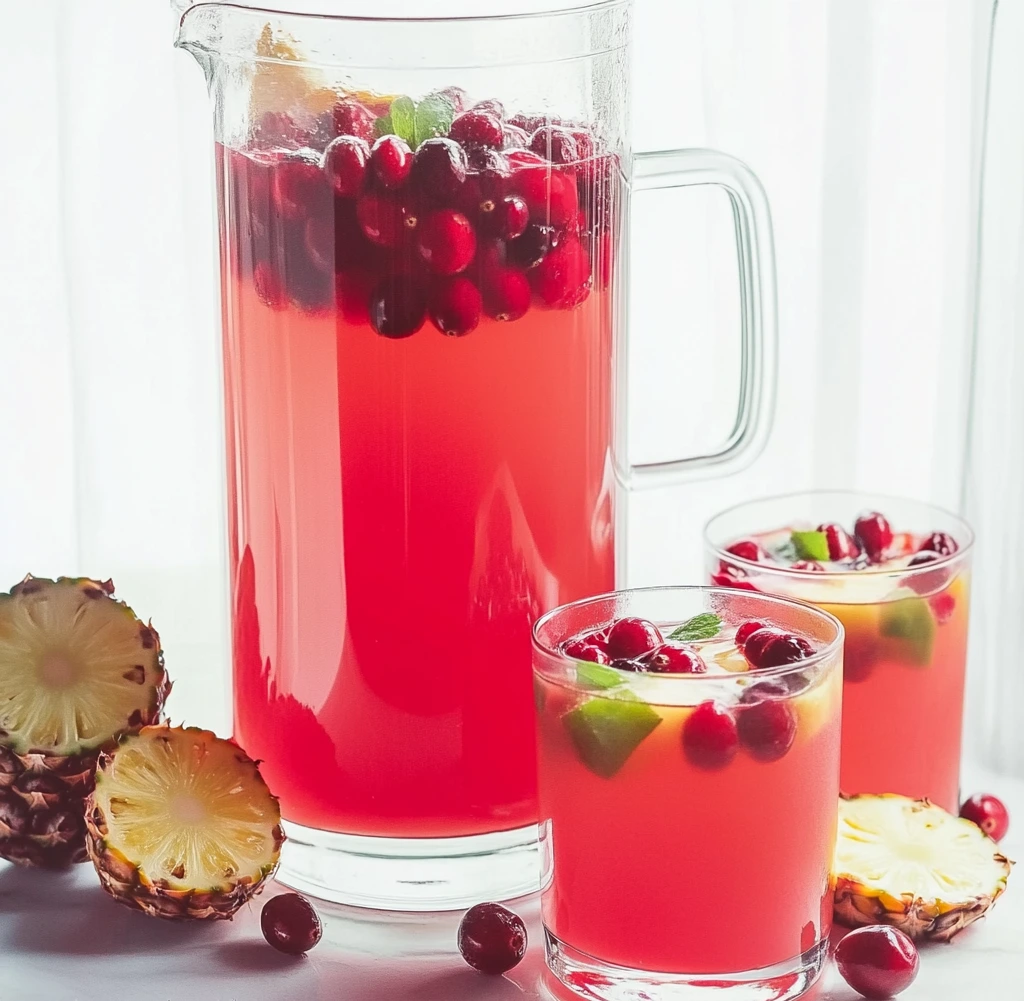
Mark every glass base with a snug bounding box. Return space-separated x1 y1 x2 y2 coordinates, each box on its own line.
275 820 541 911
543 930 828 1001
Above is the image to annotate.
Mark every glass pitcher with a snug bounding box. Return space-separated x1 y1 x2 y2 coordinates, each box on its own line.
172 0 776 909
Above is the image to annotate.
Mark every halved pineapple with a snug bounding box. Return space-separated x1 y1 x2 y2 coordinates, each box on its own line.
0 575 169 867
834 793 1013 941
86 724 283 920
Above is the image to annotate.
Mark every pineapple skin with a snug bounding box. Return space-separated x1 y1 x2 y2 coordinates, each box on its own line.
0 576 170 869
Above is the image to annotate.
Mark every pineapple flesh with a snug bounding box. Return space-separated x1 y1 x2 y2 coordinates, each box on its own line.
834 793 1013 941
0 576 169 867
86 724 284 920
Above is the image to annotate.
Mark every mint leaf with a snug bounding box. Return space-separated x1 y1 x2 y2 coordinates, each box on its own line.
563 696 661 778
771 539 799 563
387 96 416 146
413 93 456 148
373 114 393 138
792 530 830 562
575 661 624 690
669 613 722 642
879 597 936 666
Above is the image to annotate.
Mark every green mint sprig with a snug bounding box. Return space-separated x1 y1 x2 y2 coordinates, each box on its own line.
374 93 456 149
669 612 722 642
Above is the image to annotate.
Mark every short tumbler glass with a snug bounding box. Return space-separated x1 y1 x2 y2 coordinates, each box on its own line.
533 586 844 1001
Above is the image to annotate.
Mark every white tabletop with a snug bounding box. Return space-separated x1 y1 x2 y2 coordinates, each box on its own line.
1 763 1021 1001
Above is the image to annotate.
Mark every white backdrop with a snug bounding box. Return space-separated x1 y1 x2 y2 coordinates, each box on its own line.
1 0 1020 771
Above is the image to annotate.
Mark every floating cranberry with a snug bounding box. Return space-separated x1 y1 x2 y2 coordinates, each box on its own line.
755 633 814 668
739 679 793 703
908 550 939 567
261 892 322 956
370 135 413 189
253 261 287 310
508 112 545 134
738 697 797 762
791 560 825 572
725 539 765 562
682 701 739 770
450 110 505 149
337 270 374 325
531 235 591 308
507 223 558 269
606 617 663 660
368 278 427 338
416 209 476 275
270 154 329 221
513 164 579 228
960 793 1010 841
735 620 769 649
742 628 784 667
563 636 610 665
411 138 468 202
929 591 956 624
481 267 531 322
640 644 707 674
330 99 376 142
711 568 759 592
470 98 505 119
819 522 860 561
506 148 548 169
502 124 531 148
854 511 894 561
921 531 958 556
356 192 418 248
835 926 919 1000
481 195 530 241
457 902 527 975
529 125 581 165
322 135 369 198
428 277 482 337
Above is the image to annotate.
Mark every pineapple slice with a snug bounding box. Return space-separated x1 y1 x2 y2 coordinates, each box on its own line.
86 724 283 920
0 575 169 867
834 793 1013 941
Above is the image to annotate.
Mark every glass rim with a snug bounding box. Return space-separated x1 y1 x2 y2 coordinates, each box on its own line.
532 584 845 686
703 488 975 580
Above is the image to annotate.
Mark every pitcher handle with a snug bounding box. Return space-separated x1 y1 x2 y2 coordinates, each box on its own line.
621 149 778 488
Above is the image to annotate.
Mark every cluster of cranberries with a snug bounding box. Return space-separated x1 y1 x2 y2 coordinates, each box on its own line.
225 89 617 338
563 615 817 769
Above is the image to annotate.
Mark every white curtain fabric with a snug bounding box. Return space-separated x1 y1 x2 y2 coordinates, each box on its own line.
1 0 1021 772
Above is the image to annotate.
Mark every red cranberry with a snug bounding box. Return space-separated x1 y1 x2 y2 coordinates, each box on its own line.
711 568 759 592
480 194 530 241
725 539 766 562
531 235 591 308
356 192 418 248
682 701 739 770
639 644 707 674
506 148 547 169
438 86 468 113
427 277 482 337
330 99 376 142
819 522 860 561
563 636 610 665
370 135 413 188
261 893 322 956
739 679 793 703
606 617 663 660
507 223 558 269
457 902 527 975
322 135 370 198
368 278 427 338
908 550 939 567
337 270 374 325
513 165 579 228
960 793 1010 841
450 110 504 149
529 126 581 164
568 128 597 162
411 138 468 202
416 209 476 275
738 697 797 762
481 267 531 322
854 512 894 561
929 591 956 624
754 633 814 668
470 98 505 119
253 261 287 310
508 112 545 134
270 154 329 220
835 926 919 1000
742 628 784 667
735 620 769 649
921 531 958 556
791 560 825 572
502 124 531 148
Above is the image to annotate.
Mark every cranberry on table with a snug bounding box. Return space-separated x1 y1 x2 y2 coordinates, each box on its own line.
261 892 322 956
370 134 413 188
682 701 739 770
854 511 894 561
819 522 860 561
737 697 797 762
960 793 1010 841
834 925 919 1000
458 902 527 975
921 531 958 556
606 617 663 660
725 538 765 562
639 644 707 674
321 135 370 197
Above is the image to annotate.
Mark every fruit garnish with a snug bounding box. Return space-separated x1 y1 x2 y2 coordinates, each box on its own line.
606 617 663 660
0 575 169 868
834 794 1013 941
742 628 812 668
737 697 797 762
261 892 322 955
725 538 765 562
819 522 860 561
669 612 722 642
681 701 738 770
449 110 504 149
564 695 661 778
791 529 830 562
854 511 894 561
373 93 456 150
835 925 919 1000
458 902 528 975
86 724 283 920
960 793 1010 842
734 620 768 649
639 644 707 674
575 661 624 690
878 597 935 665
921 531 958 556
369 134 413 188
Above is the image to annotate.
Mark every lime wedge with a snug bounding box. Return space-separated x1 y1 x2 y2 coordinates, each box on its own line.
879 597 936 666
563 696 661 779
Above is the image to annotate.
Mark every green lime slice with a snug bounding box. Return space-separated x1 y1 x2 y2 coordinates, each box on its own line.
563 696 661 779
575 661 624 690
879 597 936 666
792 529 830 562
